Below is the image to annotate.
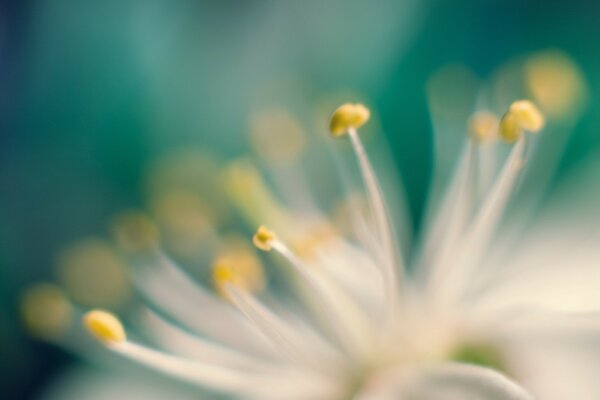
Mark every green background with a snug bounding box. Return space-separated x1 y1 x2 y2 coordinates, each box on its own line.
1 0 598 398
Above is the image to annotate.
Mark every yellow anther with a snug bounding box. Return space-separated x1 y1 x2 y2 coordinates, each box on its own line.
499 100 545 143
499 111 521 143
292 221 338 260
20 283 71 339
526 50 587 119
250 108 306 164
147 150 226 225
223 160 288 227
57 238 130 308
468 111 499 142
111 211 159 254
212 243 266 299
212 259 244 299
220 236 265 291
509 100 545 133
252 225 276 251
150 190 211 257
84 310 126 344
329 103 370 137
212 260 238 286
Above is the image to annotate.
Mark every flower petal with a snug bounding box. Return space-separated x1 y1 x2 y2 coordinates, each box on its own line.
357 363 533 400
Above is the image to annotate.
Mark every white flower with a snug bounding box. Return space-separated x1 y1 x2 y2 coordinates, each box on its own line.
24 54 598 400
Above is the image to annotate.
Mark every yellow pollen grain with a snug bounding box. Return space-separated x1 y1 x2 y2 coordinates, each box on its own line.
509 100 545 133
526 50 587 119
212 259 243 299
329 103 370 137
111 211 159 254
84 310 126 344
499 111 522 143
20 283 71 339
252 225 276 251
56 238 130 309
499 100 545 143
468 111 499 142
292 222 338 260
250 108 306 164
218 237 265 293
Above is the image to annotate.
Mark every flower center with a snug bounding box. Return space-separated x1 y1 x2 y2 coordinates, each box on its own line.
451 341 507 372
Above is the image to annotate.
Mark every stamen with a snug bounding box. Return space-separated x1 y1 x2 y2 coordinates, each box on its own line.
329 104 402 323
111 211 160 254
469 111 499 143
149 190 213 256
329 103 370 137
525 50 587 119
440 133 529 301
56 238 130 309
253 225 276 251
223 283 330 369
509 100 545 132
20 283 72 339
131 251 277 358
420 139 476 289
255 227 372 359
84 309 126 344
250 108 306 165
211 248 341 368
213 247 265 295
112 340 253 390
105 340 335 398
224 160 289 227
141 308 274 371
499 100 545 143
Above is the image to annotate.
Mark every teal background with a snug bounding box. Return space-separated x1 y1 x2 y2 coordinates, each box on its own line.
1 0 599 398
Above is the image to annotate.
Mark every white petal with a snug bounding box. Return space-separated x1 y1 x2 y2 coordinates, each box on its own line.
505 332 600 400
357 363 533 400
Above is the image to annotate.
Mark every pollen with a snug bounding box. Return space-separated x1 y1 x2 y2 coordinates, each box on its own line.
213 236 265 293
525 50 587 119
499 100 545 143
509 100 545 133
292 221 337 259
468 111 499 142
111 211 160 254
212 259 245 298
329 103 371 137
499 112 521 143
84 310 126 344
20 283 71 339
250 108 306 164
56 239 130 309
253 225 277 251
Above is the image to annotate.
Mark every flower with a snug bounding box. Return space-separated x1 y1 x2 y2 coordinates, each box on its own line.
23 53 599 400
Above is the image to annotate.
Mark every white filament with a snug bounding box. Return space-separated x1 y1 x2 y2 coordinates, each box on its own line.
224 285 337 373
439 138 527 302
348 127 402 323
420 139 476 292
141 308 275 371
109 341 333 399
271 239 372 359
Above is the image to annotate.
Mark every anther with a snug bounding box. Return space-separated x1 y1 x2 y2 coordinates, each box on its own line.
111 211 160 254
84 310 126 344
509 100 545 133
469 111 499 142
329 103 370 137
499 100 545 143
252 225 276 252
20 283 71 339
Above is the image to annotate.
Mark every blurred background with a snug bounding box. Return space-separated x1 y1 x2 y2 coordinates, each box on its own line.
0 0 599 399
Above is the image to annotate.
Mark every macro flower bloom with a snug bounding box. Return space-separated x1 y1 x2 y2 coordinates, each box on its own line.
22 53 599 400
